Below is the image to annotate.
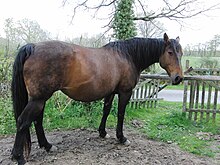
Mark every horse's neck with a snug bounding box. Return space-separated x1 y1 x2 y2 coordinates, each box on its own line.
132 39 162 73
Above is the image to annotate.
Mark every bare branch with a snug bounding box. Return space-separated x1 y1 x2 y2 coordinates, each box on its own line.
70 0 89 22
61 1 115 41
95 26 112 42
134 0 220 22
63 0 117 23
64 0 220 36
92 0 117 18
136 0 147 16
88 0 116 9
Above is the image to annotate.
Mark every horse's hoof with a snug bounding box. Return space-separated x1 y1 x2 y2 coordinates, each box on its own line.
13 159 26 165
105 134 110 138
117 137 131 146
49 145 58 152
123 139 131 146
11 152 26 165
99 131 109 139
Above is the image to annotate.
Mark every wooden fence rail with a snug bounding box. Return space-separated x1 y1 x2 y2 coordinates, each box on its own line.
137 74 220 122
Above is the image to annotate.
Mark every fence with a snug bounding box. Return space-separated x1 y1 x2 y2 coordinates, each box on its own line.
134 74 220 122
129 74 172 109
183 75 220 122
129 78 164 109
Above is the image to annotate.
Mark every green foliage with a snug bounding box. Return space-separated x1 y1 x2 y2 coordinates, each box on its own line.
0 56 13 81
0 97 15 134
112 0 137 40
0 53 14 98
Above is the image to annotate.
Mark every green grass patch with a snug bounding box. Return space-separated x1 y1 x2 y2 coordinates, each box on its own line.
0 93 219 158
165 84 184 90
182 56 220 69
38 92 119 131
126 101 220 157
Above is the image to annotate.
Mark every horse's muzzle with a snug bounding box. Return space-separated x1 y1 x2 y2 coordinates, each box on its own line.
171 74 183 85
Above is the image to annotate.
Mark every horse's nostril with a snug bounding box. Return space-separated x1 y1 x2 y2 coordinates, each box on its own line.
174 76 183 84
175 76 180 82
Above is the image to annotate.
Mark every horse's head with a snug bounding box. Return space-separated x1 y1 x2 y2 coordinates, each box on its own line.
159 33 183 85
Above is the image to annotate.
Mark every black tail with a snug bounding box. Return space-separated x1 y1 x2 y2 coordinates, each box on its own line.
11 43 35 159
12 44 34 121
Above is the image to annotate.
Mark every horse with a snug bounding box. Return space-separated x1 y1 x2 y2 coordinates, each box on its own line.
11 33 183 165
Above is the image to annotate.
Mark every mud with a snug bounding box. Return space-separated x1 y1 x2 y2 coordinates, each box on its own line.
0 128 218 165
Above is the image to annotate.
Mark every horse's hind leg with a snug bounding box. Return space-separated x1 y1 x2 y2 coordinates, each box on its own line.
99 93 115 138
34 104 53 152
116 91 132 145
12 128 31 165
12 99 45 165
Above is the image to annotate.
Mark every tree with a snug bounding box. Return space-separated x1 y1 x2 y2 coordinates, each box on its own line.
183 35 220 57
67 33 108 47
16 19 51 43
112 0 136 39
3 18 19 56
3 18 51 56
63 0 220 34
137 19 166 38
4 18 51 45
207 35 220 56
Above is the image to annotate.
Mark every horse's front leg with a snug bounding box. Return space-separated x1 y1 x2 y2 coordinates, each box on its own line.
99 93 115 138
116 91 132 145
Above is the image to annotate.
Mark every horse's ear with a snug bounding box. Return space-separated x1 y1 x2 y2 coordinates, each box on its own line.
176 36 180 43
164 33 170 45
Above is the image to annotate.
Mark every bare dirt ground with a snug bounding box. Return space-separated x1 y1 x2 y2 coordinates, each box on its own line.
0 128 219 165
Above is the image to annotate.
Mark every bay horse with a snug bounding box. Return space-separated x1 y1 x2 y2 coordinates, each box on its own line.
11 33 183 165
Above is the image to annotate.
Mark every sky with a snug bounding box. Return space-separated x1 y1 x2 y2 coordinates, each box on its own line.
0 0 220 48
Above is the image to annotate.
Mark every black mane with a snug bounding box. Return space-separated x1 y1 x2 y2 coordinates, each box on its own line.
103 38 165 72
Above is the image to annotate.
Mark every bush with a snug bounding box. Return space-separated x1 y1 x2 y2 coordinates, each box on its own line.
0 55 14 98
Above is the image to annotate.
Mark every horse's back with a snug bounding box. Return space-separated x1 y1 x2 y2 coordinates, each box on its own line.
23 41 127 101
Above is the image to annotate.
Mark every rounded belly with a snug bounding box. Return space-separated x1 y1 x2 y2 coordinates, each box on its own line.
61 82 114 102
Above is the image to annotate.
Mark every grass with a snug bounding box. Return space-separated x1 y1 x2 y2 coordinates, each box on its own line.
165 84 184 90
181 56 220 69
126 101 220 157
0 92 220 157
